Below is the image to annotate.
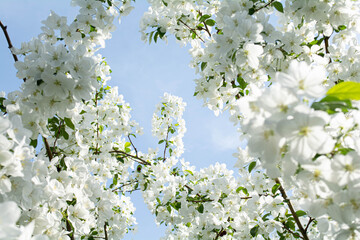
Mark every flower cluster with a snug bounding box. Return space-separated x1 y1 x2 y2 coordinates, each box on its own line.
2 0 360 239
241 60 360 239
152 93 186 158
141 0 360 117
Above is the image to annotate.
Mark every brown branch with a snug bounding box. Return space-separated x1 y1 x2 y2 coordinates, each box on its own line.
104 222 108 240
214 227 225 240
324 35 332 63
197 11 212 37
324 36 330 54
0 20 18 62
163 127 170 162
53 120 64 148
282 222 303 239
43 137 53 161
178 19 205 43
275 178 309 240
254 0 276 13
112 180 138 192
110 150 151 166
66 218 75 240
304 217 315 233
128 134 138 157
0 20 26 82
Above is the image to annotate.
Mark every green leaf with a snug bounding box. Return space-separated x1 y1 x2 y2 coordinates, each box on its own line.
272 1 284 13
62 130 69 140
107 0 112 6
272 183 281 194
285 220 296 231
237 76 248 90
250 225 259 237
149 31 154 44
248 8 255 15
162 0 168 6
236 186 249 196
335 25 347 32
64 117 75 130
205 19 216 26
327 81 360 100
186 222 191 227
0 97 6 113
154 31 159 43
199 14 211 23
167 205 172 213
125 142 131 148
311 95 355 114
185 170 193 175
99 125 104 133
248 161 256 173
201 62 207 71
295 210 307 217
30 139 38 148
196 204 204 213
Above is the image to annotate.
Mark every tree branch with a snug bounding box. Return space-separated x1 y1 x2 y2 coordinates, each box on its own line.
304 217 315 233
0 20 18 63
128 134 138 157
43 137 53 161
110 150 151 165
178 19 205 43
163 127 170 162
0 20 26 82
275 178 309 240
254 0 276 13
104 222 108 240
197 11 212 38
53 119 64 148
66 217 75 240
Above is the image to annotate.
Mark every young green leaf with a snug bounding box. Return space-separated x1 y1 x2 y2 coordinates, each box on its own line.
199 14 211 23
271 183 281 194
272 1 284 13
64 117 75 130
248 161 257 173
327 81 360 100
205 19 216 26
295 210 307 217
196 204 204 213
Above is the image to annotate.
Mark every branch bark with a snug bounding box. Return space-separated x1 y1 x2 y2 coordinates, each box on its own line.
110 150 151 165
0 20 26 82
275 178 309 240
178 19 205 43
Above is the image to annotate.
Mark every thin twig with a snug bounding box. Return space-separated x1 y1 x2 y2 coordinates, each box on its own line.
53 120 64 148
110 150 151 166
112 180 138 192
275 178 309 240
0 20 18 62
197 11 212 37
178 19 205 43
104 222 108 240
66 218 75 240
0 20 26 81
43 137 53 161
324 35 332 63
214 227 225 240
163 127 170 162
254 0 276 13
282 222 303 239
304 217 315 233
128 134 138 157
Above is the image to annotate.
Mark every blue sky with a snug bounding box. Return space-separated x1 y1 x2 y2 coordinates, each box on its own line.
0 1 240 239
